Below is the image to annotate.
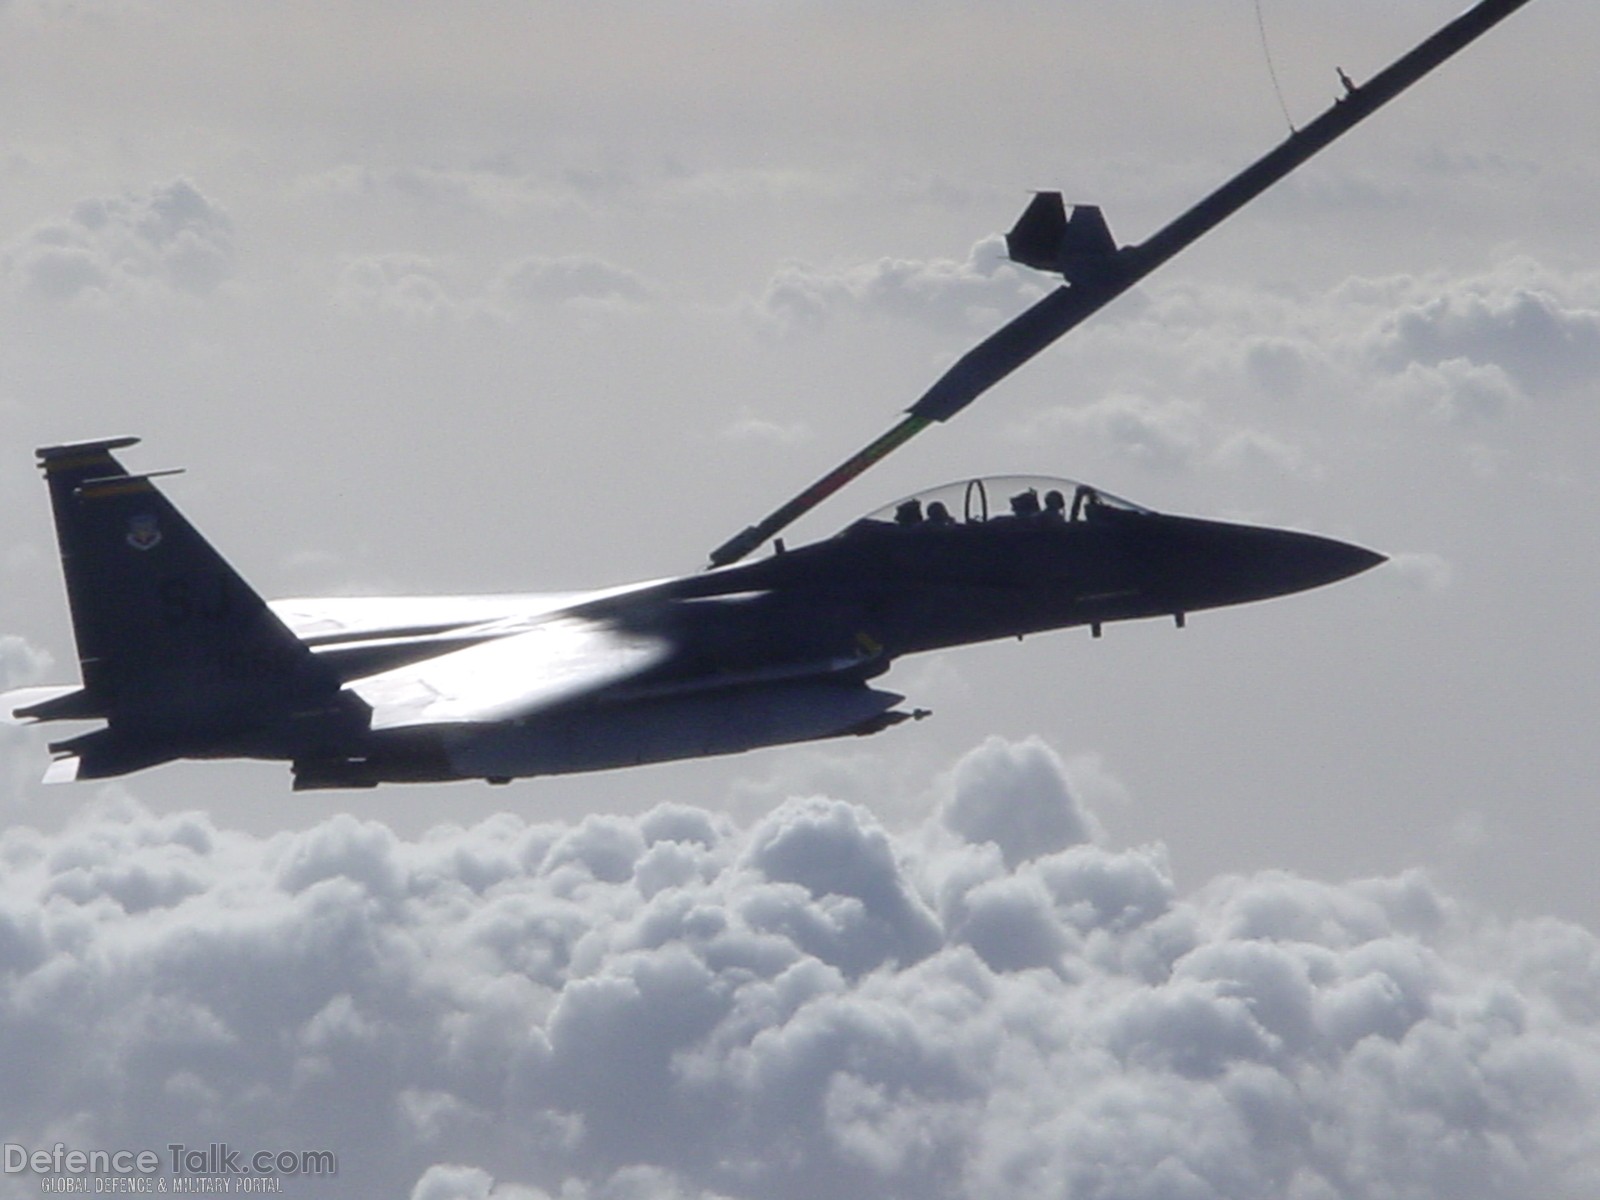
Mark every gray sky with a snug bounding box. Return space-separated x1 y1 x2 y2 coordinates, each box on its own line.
2 2 1599 1196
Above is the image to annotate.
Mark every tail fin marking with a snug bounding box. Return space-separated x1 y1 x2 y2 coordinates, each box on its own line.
33 440 365 769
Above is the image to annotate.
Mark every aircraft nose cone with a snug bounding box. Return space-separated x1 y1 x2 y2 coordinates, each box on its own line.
1153 518 1385 612
1311 537 1387 585
1237 530 1384 602
1258 530 1387 593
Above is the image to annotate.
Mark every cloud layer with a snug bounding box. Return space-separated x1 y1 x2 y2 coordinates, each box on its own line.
1 180 233 305
3 736 1597 1199
752 236 1044 335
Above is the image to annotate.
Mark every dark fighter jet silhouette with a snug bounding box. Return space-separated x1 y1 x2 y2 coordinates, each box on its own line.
4 1 1537 789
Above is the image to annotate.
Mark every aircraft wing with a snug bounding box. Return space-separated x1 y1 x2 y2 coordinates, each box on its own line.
269 578 673 644
349 612 672 731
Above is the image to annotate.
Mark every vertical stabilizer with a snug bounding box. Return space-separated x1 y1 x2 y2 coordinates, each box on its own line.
33 439 362 777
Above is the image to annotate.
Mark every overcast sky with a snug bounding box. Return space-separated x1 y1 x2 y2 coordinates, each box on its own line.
2 2 1599 1196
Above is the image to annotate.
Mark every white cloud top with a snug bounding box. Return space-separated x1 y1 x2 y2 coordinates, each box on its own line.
2 737 1596 1199
753 237 1044 335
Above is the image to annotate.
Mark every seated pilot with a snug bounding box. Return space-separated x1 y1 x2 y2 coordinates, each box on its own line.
1008 488 1041 518
1070 484 1099 522
894 499 924 527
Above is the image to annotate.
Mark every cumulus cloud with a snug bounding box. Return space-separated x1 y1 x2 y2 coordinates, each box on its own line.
0 634 52 689
1 737 1598 1199
1004 393 1215 474
715 409 811 447
294 163 573 217
1373 357 1523 426
752 235 1046 335
1 636 55 806
334 252 467 321
937 735 1103 868
1301 260 1600 409
1212 427 1318 477
957 253 1600 489
334 251 662 322
0 179 234 304
294 160 852 218
491 254 659 311
1365 261 1600 397
1033 257 1600 468
1384 551 1455 593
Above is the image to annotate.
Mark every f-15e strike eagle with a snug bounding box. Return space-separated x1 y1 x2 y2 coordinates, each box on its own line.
3 1 1535 789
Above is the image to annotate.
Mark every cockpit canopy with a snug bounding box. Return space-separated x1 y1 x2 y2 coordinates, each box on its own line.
847 475 1150 533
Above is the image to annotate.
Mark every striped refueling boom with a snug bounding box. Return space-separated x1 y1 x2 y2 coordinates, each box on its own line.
708 0 1538 568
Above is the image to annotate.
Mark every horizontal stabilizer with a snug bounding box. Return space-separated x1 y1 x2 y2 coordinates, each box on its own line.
1005 193 1118 284
43 755 81 785
45 726 179 781
2 685 91 724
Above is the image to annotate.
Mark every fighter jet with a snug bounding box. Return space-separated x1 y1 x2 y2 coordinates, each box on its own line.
4 443 1381 789
3 0 1534 789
